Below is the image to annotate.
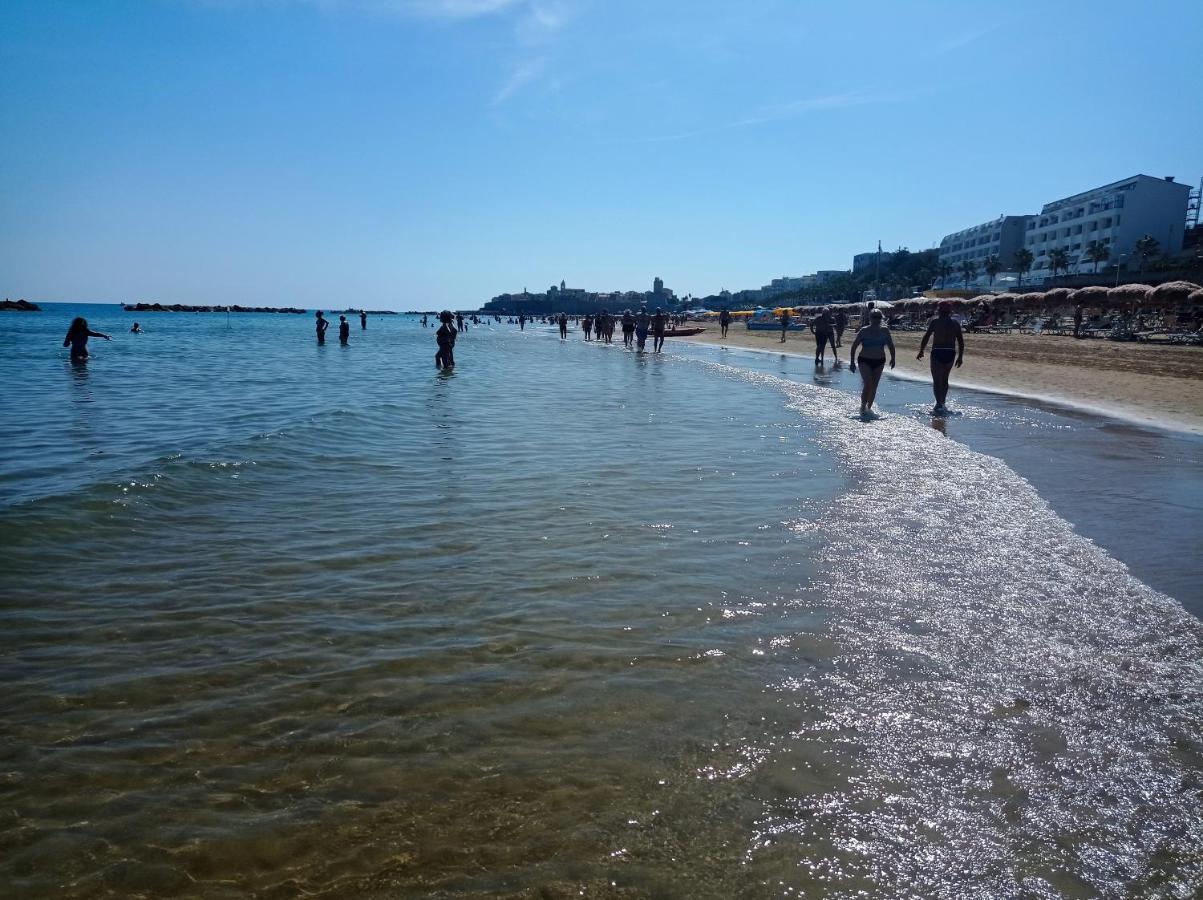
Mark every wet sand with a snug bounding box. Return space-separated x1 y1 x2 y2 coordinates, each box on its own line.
680 326 1203 434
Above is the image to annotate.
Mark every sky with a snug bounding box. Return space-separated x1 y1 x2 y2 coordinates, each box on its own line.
2 0 1201 309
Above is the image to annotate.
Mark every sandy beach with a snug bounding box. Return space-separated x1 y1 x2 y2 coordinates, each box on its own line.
680 326 1203 434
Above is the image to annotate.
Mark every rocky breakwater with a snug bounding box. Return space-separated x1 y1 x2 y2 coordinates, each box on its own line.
1 299 41 311
123 302 307 314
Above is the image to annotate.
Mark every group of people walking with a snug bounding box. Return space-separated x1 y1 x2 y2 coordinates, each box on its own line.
577 307 668 352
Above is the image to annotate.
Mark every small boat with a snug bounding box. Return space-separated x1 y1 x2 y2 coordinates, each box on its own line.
661 327 705 337
746 311 809 331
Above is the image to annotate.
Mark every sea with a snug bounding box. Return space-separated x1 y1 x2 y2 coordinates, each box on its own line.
2 303 1201 899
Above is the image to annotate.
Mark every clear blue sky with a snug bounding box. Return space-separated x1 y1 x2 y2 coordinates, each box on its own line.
2 0 1200 308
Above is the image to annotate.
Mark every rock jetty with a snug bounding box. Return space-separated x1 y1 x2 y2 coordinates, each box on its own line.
1 298 41 311
123 303 307 314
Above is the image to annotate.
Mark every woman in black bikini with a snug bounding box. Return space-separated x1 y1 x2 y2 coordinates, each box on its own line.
848 309 895 415
63 317 111 360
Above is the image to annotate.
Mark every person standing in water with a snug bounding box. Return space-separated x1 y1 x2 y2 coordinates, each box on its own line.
339 315 350 345
651 308 668 352
719 308 731 338
558 312 568 339
916 300 964 414
315 311 330 344
635 307 650 351
456 312 465 333
63 317 111 360
130 322 143 334
621 309 635 347
848 309 895 416
435 310 457 369
810 306 837 365
360 310 367 330
582 315 593 341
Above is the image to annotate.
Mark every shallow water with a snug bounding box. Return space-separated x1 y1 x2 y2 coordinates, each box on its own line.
1 306 1201 898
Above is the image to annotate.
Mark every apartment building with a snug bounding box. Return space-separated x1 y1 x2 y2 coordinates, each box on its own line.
1025 174 1191 276
938 215 1033 271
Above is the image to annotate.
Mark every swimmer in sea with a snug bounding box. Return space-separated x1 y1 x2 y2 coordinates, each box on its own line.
315 310 330 344
360 309 367 330
63 317 111 359
339 315 350 344
916 300 964 414
130 322 143 334
435 310 457 369
848 309 895 416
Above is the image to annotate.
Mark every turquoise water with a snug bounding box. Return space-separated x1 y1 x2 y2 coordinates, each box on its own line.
1 305 1201 898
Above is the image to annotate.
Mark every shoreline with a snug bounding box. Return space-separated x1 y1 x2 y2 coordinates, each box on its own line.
674 328 1203 436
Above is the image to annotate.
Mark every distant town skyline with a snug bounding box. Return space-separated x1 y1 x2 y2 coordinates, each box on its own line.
2 0 1201 309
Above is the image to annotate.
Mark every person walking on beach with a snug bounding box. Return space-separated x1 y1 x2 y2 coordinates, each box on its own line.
435 310 457 369
916 300 964 414
652 308 668 352
849 309 895 416
63 317 111 360
834 308 848 347
720 308 731 338
558 312 568 339
582 315 593 341
360 310 367 330
338 315 350 345
621 310 635 347
779 308 791 343
1073 303 1083 339
811 307 837 365
636 307 650 351
315 311 330 345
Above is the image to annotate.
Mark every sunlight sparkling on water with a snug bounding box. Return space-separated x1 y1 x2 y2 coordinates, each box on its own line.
0 310 1201 898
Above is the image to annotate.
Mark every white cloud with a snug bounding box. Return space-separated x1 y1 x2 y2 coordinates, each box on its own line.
935 24 997 54
635 88 908 144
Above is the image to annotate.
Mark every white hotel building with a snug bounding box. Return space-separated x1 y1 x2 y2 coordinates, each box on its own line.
1025 174 1191 277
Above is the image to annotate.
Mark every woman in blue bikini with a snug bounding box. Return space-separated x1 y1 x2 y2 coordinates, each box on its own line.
848 309 895 415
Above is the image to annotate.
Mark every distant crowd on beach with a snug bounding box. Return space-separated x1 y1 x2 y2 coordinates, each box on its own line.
59 298 969 419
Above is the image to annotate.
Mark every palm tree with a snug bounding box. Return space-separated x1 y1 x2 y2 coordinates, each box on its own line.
959 260 977 289
1013 248 1034 289
1134 235 1160 274
936 262 953 289
1086 240 1110 274
1048 248 1070 284
983 255 1001 287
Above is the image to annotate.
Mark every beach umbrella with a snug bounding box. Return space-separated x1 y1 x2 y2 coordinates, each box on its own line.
1043 287 1073 306
1148 281 1201 305
1108 283 1153 303
1069 285 1110 306
1016 292 1046 307
1189 289 1203 306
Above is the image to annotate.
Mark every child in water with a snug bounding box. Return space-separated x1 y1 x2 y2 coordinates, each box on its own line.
63 317 111 360
339 315 350 344
435 310 457 369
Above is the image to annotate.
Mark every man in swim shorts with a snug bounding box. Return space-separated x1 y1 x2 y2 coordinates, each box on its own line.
916 300 964 413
